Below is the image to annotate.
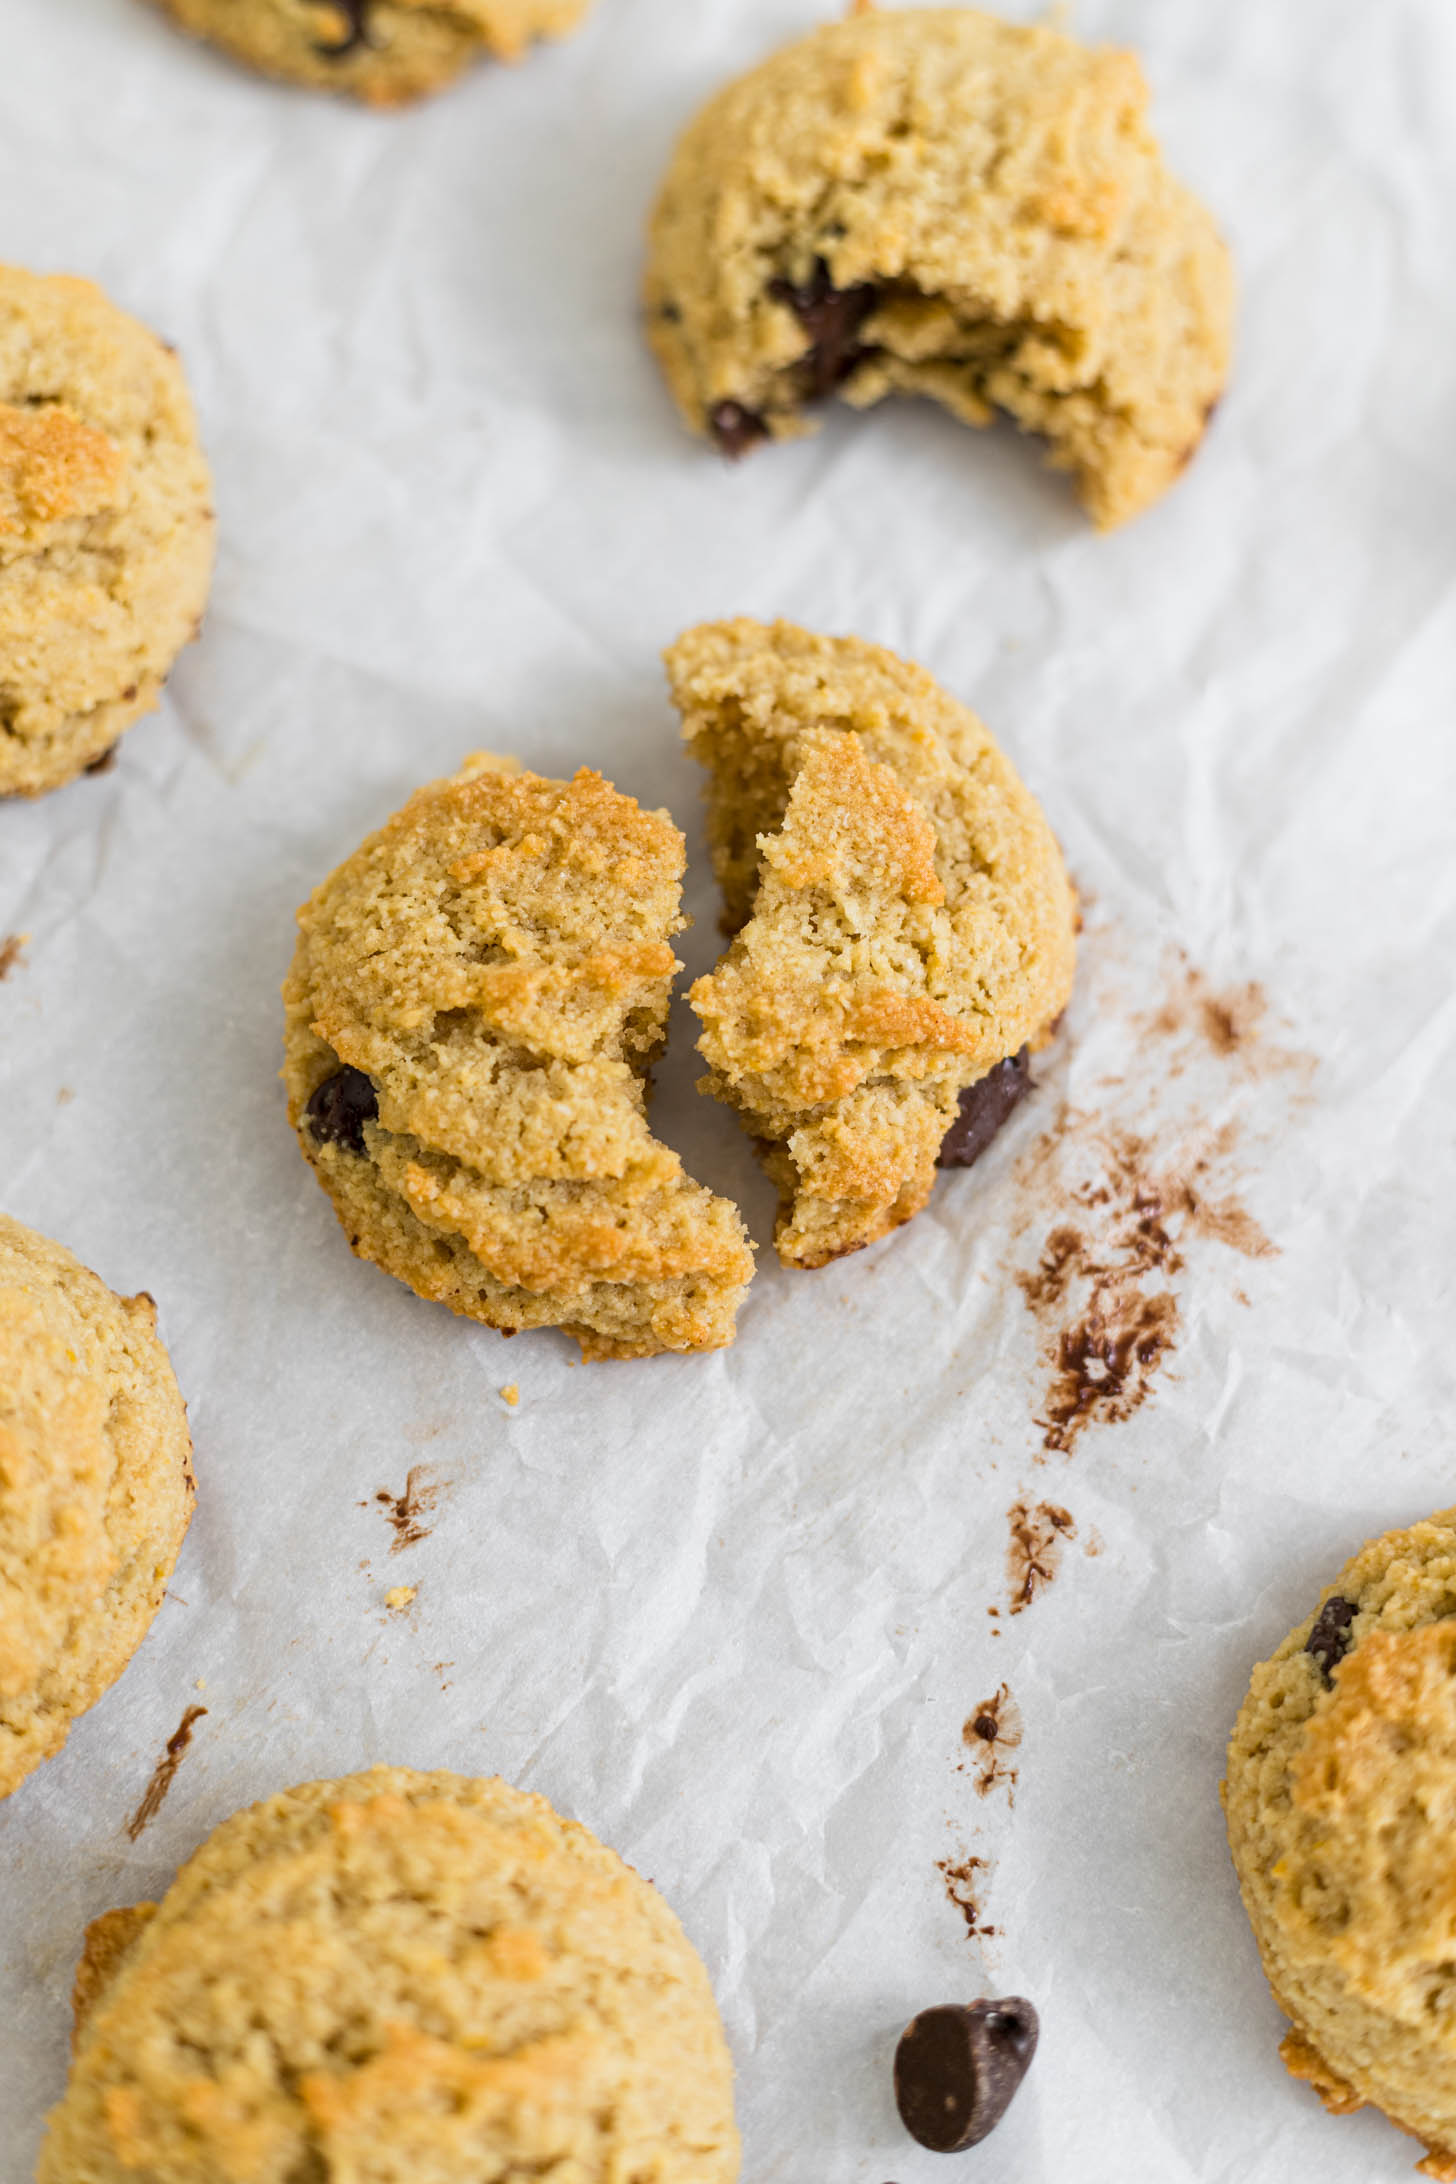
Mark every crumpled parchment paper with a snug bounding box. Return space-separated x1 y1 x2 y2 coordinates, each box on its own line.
3 0 1456 2176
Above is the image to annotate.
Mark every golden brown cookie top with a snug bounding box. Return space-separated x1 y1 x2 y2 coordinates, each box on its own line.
155 0 593 106
283 759 755 1356
0 1215 194 1797
1226 1509 1456 2175
0 263 214 795
0 401 124 543
646 7 1231 526
40 1767 740 2184
671 619 1075 1267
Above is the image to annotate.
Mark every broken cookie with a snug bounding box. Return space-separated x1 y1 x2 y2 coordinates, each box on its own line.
667 619 1076 1268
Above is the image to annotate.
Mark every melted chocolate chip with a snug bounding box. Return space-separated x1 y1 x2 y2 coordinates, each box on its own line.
709 400 769 458
938 1048 1032 1169
304 1066 378 1153
1306 1595 1358 1685
315 0 370 57
894 1998 1039 2153
769 259 880 400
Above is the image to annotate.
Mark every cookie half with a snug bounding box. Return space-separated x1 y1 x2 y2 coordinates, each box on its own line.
668 619 1076 1269
0 1214 194 1798
155 0 592 105
283 756 754 1358
1225 1510 1456 2180
0 265 214 796
645 7 1232 527
39 1764 741 2182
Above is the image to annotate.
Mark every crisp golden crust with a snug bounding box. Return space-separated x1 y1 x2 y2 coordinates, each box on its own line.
1225 1510 1456 2177
669 619 1076 1268
40 1767 740 2183
0 1215 194 1798
283 758 754 1358
155 0 592 105
645 7 1232 527
0 265 214 796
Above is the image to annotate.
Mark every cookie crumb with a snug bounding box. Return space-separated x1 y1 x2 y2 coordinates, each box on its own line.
385 1585 416 1613
499 1383 519 1407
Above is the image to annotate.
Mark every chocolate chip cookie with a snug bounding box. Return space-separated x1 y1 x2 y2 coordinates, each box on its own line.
668 620 1076 1269
0 1214 194 1798
0 265 214 797
646 7 1232 527
283 756 754 1359
39 1765 740 2182
155 0 592 106
1225 1509 1456 2180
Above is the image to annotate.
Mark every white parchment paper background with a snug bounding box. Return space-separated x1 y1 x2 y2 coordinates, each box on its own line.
3 0 1456 2175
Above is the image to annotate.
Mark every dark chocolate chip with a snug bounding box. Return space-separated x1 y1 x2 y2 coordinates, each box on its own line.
304 1066 378 1154
937 1048 1032 1169
769 258 880 400
894 1998 1039 2153
1306 1595 1358 1685
709 400 769 459
84 744 118 777
314 0 370 57
970 1711 999 1742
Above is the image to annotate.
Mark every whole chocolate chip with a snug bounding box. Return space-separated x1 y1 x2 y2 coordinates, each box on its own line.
1306 1595 1358 1685
315 0 370 57
894 1998 1039 2153
937 1049 1032 1169
769 258 880 400
304 1066 378 1154
709 399 769 459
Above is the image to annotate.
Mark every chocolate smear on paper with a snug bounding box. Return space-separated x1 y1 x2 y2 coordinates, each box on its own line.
936 1854 997 1939
961 1685 1021 1800
125 1706 207 1840
1007 1500 1076 1612
369 1466 443 1552
0 934 26 981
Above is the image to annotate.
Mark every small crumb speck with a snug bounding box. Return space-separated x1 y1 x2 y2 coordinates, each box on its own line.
57 1086 74 1106
385 1585 416 1612
500 1384 519 1407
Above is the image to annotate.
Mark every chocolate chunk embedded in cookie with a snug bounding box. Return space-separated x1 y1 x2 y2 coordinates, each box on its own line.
0 265 214 797
39 1767 740 2183
1225 1509 1456 2179
646 7 1232 527
154 0 593 106
0 1214 194 1798
282 756 754 1358
668 620 1075 1269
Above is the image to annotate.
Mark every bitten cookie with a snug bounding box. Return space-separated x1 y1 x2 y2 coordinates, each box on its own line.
155 0 592 105
0 265 214 796
668 620 1076 1269
283 756 754 1358
0 1215 194 1798
1225 1510 1456 2180
645 7 1232 528
38 1765 741 2182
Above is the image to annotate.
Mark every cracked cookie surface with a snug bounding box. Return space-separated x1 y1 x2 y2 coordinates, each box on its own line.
283 756 754 1358
0 264 214 796
155 0 592 104
1225 1509 1456 2181
39 1765 740 2183
0 1214 194 1799
646 7 1232 527
668 619 1075 1269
